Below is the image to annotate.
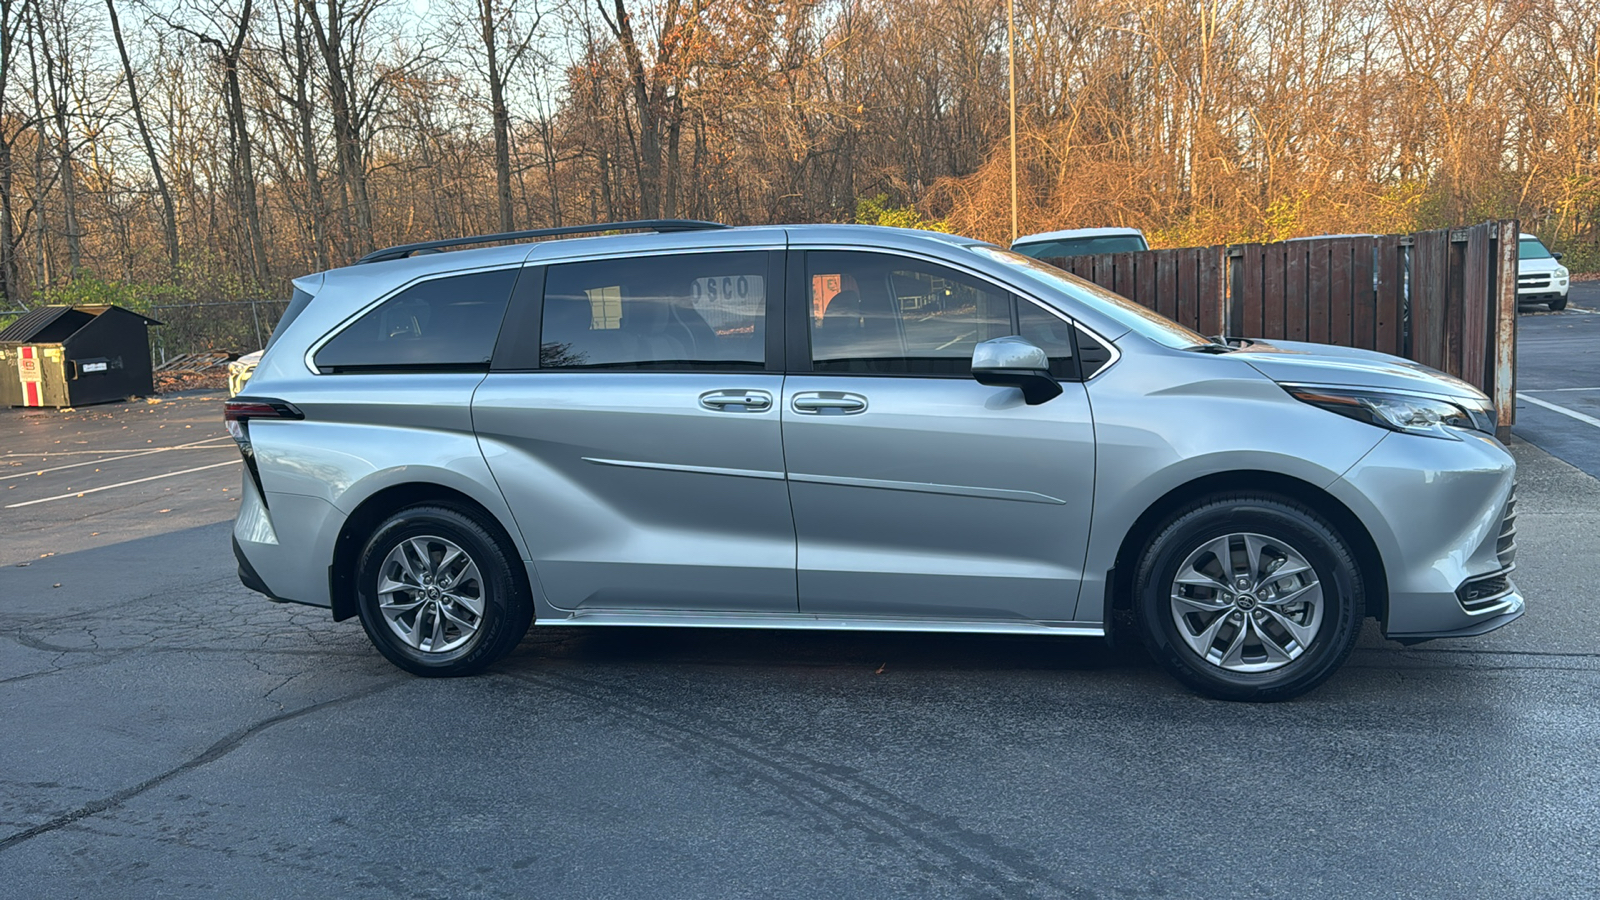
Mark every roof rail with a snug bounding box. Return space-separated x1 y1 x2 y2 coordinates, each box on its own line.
356 219 731 265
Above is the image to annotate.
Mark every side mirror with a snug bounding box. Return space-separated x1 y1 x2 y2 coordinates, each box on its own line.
971 337 1063 405
1553 252 1564 261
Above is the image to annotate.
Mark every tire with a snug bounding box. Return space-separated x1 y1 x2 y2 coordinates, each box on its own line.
1549 295 1568 312
1132 494 1364 701
354 505 533 677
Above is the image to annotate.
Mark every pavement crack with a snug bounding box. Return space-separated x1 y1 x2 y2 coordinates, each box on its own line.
0 678 405 855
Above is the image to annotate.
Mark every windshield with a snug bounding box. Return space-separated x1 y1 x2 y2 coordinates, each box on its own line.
973 247 1211 349
1011 234 1147 260
1518 239 1552 260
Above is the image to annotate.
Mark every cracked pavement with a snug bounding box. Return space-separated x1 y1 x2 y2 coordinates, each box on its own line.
3 381 1600 897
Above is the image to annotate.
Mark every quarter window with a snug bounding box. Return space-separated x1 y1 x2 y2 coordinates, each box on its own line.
541 252 767 369
807 251 1012 375
314 268 517 371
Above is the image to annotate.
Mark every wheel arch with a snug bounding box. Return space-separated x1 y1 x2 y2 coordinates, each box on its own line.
1107 470 1388 624
329 482 529 622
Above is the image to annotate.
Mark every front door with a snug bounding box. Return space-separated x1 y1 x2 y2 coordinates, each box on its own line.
474 249 797 613
781 250 1096 622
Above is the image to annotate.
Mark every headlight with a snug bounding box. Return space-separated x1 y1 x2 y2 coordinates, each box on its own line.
1286 386 1495 440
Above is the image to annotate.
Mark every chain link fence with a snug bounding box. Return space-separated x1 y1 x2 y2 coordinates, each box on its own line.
147 300 289 365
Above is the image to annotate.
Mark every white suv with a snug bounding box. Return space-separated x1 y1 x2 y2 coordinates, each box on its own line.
1518 233 1570 311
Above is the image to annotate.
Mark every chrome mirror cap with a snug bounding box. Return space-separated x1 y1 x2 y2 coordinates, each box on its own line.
972 336 1050 372
971 337 1062 405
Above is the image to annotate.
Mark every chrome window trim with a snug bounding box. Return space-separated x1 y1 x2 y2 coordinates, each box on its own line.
788 242 1123 382
304 261 526 375
305 240 1123 380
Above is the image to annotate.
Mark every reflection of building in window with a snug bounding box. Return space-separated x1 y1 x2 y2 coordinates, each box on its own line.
585 285 622 329
690 274 765 334
811 273 860 324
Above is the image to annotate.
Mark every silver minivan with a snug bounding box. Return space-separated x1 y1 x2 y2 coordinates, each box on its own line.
229 220 1522 700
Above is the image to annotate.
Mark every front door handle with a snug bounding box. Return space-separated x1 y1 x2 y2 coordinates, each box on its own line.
700 390 773 412
791 392 868 414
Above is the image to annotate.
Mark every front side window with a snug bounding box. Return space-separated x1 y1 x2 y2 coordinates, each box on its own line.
314 268 518 371
1016 301 1077 379
540 252 767 370
807 251 1012 375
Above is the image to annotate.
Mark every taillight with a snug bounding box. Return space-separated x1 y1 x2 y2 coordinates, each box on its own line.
223 397 303 505
224 397 303 438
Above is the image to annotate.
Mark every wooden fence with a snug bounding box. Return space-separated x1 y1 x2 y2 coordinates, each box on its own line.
1046 220 1519 437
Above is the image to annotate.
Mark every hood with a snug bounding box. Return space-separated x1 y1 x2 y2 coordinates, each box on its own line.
1234 339 1488 401
1518 256 1566 275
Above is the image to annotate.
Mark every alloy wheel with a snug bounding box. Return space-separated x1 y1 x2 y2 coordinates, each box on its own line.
376 535 485 653
1168 532 1324 673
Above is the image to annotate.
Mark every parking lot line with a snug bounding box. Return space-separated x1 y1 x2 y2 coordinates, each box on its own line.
1521 386 1600 393
0 436 233 481
1520 393 1600 429
3 459 241 509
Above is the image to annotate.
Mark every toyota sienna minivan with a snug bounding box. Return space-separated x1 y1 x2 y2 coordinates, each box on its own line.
229 220 1522 700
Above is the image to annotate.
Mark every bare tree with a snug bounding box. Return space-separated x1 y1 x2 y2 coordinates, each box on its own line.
106 0 179 276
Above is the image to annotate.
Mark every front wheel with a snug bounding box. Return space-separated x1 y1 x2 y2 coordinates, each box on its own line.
1549 295 1568 312
1133 495 1364 701
354 505 533 677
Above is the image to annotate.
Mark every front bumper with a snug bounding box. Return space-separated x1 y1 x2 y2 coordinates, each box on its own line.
1329 430 1524 643
1389 598 1523 644
1517 283 1569 303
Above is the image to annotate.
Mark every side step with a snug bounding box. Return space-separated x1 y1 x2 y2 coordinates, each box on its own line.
541 609 1104 638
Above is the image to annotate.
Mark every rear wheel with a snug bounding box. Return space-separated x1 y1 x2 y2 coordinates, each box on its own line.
355 505 532 676
1133 495 1364 701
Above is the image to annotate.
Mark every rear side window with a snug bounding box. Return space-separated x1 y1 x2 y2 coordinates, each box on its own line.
315 269 517 371
540 251 767 370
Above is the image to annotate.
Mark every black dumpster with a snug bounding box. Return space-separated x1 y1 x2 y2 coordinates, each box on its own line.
0 305 161 408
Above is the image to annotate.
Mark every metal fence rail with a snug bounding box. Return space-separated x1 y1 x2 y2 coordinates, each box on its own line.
146 299 288 364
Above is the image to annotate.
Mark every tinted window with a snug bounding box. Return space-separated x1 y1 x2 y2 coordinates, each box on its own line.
808 251 1011 375
266 289 314 351
540 252 767 370
1518 239 1552 260
1075 326 1114 378
1011 235 1146 259
315 269 517 370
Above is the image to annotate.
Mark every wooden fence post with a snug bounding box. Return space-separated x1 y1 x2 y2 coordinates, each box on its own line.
1494 220 1519 440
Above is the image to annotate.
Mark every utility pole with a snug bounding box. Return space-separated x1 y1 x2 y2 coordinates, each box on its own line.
1007 0 1018 244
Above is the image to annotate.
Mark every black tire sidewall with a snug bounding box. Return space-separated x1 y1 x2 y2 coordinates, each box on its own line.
1134 497 1363 701
354 505 529 677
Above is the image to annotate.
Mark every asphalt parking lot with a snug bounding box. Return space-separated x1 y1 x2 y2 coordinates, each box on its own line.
1514 279 1600 478
4 298 1600 898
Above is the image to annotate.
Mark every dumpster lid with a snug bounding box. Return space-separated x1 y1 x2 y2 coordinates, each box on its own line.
0 305 162 343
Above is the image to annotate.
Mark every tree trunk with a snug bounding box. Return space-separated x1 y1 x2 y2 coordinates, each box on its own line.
0 0 19 304
302 0 373 255
33 0 79 273
106 0 179 277
478 0 515 232
603 0 663 218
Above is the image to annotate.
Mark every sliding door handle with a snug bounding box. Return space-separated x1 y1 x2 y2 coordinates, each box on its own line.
700 390 773 412
791 392 868 414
